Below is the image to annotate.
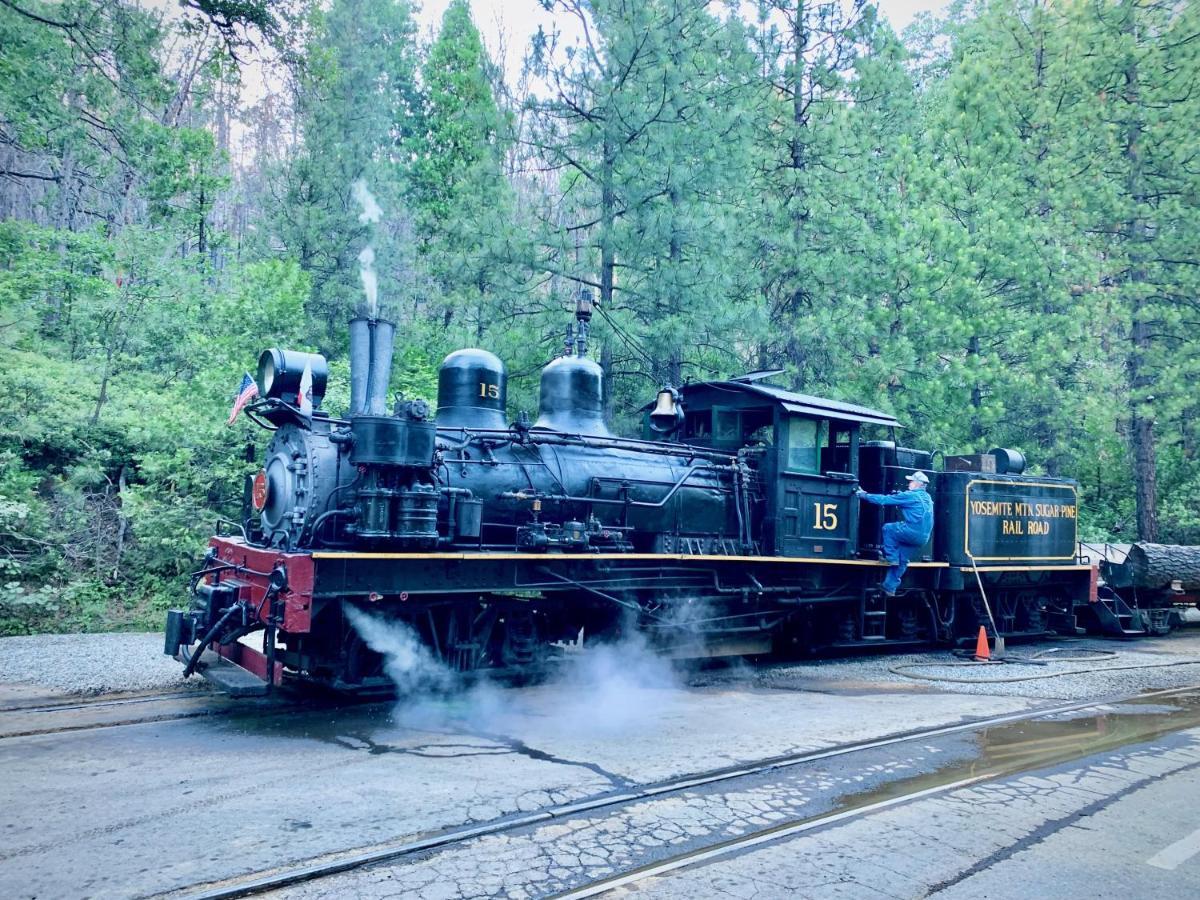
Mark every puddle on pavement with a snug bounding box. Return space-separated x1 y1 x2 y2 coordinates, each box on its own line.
828 688 1200 816
761 678 941 695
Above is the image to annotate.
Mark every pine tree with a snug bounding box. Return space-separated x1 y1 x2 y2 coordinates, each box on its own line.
411 0 523 348
1064 0 1200 540
890 0 1102 462
747 2 917 398
531 0 762 405
266 0 422 335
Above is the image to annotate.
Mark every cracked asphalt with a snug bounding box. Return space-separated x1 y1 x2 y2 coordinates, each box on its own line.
272 739 971 899
616 728 1200 900
2 632 1200 899
268 696 1200 900
0 680 1031 898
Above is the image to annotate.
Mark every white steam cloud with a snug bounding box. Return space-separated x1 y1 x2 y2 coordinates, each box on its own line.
352 179 383 224
357 245 378 317
345 606 454 696
347 608 683 737
351 179 382 317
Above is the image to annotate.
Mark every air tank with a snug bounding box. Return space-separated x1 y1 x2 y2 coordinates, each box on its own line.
533 355 611 437
989 448 1027 475
436 348 508 429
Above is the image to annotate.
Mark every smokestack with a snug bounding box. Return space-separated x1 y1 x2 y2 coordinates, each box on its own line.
349 317 396 417
367 319 396 415
349 317 371 416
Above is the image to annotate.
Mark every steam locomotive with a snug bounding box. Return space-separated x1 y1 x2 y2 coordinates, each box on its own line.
164 298 1141 694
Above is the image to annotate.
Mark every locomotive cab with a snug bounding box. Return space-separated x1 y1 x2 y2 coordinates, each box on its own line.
646 379 901 560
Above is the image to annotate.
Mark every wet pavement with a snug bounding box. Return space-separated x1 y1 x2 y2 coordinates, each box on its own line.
1 632 1200 899
616 722 1200 899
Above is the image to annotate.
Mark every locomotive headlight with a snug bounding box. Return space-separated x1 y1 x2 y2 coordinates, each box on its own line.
256 348 329 408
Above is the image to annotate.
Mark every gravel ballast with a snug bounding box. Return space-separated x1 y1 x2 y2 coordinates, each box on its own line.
0 632 208 696
748 632 1200 701
1 629 1198 701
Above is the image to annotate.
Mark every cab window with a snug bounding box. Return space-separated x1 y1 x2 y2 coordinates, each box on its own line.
786 417 826 474
715 409 741 443
684 410 712 439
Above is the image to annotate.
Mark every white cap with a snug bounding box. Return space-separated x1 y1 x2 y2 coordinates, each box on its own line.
907 471 929 485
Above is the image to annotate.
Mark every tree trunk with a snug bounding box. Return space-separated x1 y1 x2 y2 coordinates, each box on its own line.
91 348 113 425
789 0 809 246
197 184 207 257
111 465 129 582
599 140 615 308
600 342 615 424
663 182 683 383
968 334 983 444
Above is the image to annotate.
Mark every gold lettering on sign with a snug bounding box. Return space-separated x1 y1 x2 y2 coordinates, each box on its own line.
967 481 1078 561
973 491 1076 540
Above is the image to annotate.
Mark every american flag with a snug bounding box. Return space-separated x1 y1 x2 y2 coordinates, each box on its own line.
227 373 258 425
298 361 313 418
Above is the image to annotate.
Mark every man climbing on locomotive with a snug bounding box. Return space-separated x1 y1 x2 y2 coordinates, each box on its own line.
856 471 934 596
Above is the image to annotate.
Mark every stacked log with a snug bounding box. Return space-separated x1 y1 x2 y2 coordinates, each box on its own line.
1126 543 1200 590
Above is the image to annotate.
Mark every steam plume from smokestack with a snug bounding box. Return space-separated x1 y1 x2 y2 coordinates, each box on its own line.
351 179 383 317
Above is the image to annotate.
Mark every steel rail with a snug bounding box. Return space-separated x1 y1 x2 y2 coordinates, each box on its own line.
156 683 1200 900
0 688 209 714
553 774 995 900
0 691 373 741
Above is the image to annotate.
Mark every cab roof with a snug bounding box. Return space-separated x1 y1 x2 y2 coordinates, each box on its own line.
658 380 902 428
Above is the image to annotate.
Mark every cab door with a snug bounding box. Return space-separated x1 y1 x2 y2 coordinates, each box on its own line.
771 416 857 558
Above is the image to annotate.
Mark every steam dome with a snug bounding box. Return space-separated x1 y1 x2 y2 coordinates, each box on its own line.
533 355 611 437
436 348 508 429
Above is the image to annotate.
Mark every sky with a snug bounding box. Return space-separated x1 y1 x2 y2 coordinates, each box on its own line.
417 1 953 82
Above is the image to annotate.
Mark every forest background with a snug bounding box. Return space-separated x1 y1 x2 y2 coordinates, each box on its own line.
1 0 1197 634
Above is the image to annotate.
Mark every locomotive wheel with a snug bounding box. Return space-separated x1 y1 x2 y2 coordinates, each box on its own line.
499 607 540 669
344 633 383 685
1017 591 1047 633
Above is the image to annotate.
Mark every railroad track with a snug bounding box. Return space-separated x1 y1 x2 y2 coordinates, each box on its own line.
0 688 207 715
0 688 383 740
156 684 1200 900
0 688 250 739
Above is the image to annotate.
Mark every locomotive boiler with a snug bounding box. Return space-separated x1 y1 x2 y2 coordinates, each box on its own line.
165 298 1154 695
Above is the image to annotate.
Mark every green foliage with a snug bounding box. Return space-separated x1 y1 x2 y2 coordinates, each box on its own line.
409 0 530 350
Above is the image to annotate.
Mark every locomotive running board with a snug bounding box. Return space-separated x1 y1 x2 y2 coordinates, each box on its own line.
309 550 952 567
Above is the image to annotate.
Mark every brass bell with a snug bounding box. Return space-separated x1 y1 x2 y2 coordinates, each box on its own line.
650 387 683 433
651 389 676 419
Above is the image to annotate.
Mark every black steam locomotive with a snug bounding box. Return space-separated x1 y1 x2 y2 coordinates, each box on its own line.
165 300 1135 694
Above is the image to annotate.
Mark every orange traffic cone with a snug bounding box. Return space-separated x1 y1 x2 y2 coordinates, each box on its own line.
974 626 991 661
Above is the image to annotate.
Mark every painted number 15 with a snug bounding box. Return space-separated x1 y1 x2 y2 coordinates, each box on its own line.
478 382 500 399
812 503 839 531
